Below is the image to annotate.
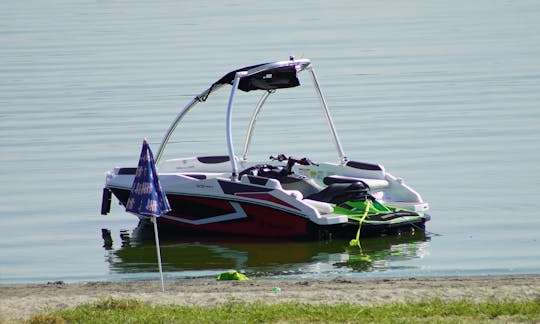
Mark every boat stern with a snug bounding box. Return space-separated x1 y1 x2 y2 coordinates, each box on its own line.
101 167 136 215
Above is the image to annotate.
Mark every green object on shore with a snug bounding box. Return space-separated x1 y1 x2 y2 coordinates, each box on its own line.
216 270 250 281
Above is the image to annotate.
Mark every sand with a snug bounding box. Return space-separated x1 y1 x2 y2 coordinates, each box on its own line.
1 275 539 323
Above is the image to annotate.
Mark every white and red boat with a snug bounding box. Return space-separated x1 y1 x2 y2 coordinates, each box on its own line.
101 58 429 239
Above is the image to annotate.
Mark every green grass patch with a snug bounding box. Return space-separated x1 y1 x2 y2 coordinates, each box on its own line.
28 298 540 324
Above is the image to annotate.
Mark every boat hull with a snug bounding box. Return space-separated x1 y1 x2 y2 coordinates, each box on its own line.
109 187 429 239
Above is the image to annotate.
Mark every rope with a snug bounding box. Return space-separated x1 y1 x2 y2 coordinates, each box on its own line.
398 215 442 237
349 199 372 248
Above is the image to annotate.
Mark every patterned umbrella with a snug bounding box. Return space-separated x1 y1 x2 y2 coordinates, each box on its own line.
126 139 170 218
126 138 170 292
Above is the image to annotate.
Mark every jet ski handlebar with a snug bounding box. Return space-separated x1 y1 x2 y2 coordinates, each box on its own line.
269 154 314 166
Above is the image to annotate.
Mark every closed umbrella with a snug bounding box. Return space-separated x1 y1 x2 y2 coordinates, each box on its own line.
126 138 171 292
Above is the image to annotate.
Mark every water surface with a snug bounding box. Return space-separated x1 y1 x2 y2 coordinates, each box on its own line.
1 0 539 283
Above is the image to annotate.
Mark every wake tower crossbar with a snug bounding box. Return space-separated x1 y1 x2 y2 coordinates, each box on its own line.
155 58 347 179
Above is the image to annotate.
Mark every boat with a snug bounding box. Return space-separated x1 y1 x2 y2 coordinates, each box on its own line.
101 58 430 240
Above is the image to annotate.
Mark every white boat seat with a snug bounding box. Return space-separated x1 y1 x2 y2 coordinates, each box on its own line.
240 175 303 200
279 176 322 197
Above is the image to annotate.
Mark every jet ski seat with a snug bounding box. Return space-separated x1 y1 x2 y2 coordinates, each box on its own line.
307 181 370 205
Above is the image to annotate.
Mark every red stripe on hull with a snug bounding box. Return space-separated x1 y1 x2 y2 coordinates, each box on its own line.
235 192 300 211
166 195 237 220
162 201 309 237
111 188 310 237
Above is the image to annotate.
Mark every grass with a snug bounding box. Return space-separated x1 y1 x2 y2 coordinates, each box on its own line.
28 298 540 324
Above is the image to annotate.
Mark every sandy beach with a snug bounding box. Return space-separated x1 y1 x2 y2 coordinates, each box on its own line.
1 275 539 323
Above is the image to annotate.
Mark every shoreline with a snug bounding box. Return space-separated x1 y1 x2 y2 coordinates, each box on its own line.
2 275 539 323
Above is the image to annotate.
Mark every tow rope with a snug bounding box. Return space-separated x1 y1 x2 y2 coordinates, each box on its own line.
349 199 372 248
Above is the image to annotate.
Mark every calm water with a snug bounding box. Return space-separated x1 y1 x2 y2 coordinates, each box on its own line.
1 1 539 283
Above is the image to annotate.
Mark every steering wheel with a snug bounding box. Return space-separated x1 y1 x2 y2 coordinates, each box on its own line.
238 164 277 178
270 154 315 175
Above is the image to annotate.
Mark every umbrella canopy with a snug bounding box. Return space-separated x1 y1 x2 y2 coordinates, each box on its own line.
125 138 171 292
126 139 171 217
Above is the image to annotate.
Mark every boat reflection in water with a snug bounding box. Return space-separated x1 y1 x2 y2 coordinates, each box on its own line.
103 222 430 277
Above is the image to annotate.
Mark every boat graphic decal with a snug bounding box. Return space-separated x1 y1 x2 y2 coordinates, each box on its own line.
235 192 300 211
162 202 247 225
218 180 273 195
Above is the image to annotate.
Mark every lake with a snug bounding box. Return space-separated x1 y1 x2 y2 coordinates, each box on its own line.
1 0 539 283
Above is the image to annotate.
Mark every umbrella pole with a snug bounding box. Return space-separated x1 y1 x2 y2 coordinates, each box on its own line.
152 216 165 292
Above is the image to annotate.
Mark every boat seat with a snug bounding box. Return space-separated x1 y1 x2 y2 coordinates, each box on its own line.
197 155 230 164
240 175 303 200
279 176 322 197
239 164 322 197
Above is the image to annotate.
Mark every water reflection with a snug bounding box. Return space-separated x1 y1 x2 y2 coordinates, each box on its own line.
103 223 430 277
